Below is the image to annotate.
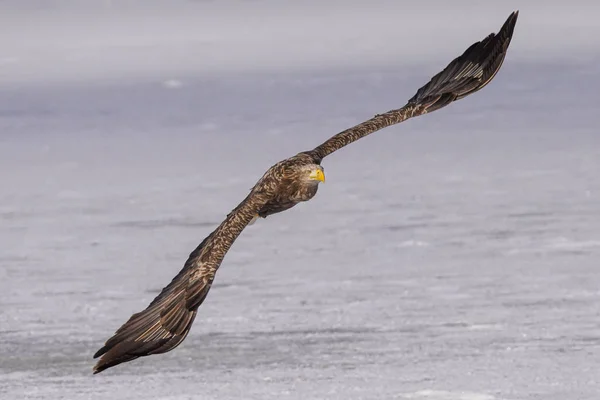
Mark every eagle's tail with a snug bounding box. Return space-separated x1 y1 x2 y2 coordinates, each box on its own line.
407 11 518 113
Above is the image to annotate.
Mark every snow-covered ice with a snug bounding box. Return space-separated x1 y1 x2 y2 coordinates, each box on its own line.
1 1 599 399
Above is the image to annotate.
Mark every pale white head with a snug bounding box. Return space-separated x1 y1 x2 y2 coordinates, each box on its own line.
302 164 325 184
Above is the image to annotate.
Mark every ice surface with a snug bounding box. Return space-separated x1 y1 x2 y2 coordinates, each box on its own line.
1 1 600 399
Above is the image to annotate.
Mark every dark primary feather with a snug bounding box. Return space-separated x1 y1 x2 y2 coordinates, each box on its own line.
309 11 518 160
407 10 518 112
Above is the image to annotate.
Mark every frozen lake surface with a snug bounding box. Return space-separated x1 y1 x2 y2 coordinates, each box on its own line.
1 1 599 399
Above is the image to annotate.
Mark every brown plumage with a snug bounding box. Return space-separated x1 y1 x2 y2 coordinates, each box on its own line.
93 11 518 374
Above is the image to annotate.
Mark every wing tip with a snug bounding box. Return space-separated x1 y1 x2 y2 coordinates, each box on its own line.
92 344 112 374
502 10 519 42
92 352 137 375
92 355 114 375
91 307 199 374
406 10 519 110
91 343 132 374
92 365 104 375
93 347 106 360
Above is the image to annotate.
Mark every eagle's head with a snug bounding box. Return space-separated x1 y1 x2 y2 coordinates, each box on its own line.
304 164 325 184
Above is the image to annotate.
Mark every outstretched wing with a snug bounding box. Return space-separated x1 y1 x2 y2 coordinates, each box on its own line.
405 10 518 112
92 189 272 374
308 11 518 160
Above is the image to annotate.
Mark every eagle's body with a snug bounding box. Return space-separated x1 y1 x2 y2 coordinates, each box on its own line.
256 152 324 219
93 12 519 374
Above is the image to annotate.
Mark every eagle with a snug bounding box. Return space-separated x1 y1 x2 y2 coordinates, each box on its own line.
93 11 519 374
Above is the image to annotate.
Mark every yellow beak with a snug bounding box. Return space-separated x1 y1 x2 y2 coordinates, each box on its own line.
309 169 325 182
